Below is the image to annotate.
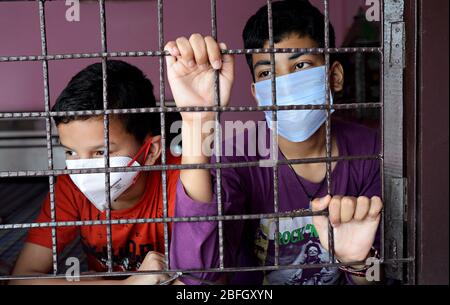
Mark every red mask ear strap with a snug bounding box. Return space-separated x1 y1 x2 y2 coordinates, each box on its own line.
127 138 152 167
142 139 152 163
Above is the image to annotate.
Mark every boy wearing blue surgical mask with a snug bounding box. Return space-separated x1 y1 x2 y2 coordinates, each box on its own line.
166 0 383 285
11 60 183 285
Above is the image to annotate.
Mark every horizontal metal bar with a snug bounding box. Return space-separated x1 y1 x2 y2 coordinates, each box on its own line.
0 103 382 119
0 133 58 140
0 47 382 63
0 145 59 149
0 258 414 282
0 210 329 231
0 154 381 178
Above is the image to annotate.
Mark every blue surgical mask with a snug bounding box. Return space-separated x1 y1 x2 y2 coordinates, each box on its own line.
254 65 334 143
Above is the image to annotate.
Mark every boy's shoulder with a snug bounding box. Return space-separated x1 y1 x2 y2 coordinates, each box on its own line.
333 118 380 156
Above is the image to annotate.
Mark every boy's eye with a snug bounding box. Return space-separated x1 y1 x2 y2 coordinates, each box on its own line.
257 70 272 79
294 62 311 71
65 150 77 157
94 150 105 157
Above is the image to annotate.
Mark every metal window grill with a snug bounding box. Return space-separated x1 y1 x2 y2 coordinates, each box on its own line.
0 0 413 284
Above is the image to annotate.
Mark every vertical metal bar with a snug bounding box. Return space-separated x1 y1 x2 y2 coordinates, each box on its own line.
323 0 335 264
404 0 418 285
380 0 386 264
99 0 113 273
38 0 58 275
383 0 406 282
157 0 170 269
266 0 280 267
210 0 224 270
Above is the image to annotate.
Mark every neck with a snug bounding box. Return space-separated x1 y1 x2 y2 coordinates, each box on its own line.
278 125 327 160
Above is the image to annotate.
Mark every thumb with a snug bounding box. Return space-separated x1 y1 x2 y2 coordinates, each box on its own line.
164 42 177 68
311 195 332 250
219 42 234 77
311 194 332 213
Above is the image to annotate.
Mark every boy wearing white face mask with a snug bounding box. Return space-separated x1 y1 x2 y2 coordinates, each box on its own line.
11 60 183 285
166 1 383 285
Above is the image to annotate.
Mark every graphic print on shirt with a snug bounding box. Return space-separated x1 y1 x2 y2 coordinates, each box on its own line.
255 216 340 285
81 237 155 272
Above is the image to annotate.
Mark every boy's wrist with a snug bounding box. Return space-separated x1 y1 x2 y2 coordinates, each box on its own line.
181 117 217 161
181 113 216 126
338 247 380 273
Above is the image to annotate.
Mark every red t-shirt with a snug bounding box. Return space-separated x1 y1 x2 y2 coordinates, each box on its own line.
26 154 180 272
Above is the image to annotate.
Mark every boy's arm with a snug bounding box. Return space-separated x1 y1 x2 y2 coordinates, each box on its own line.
166 36 246 284
9 243 55 285
170 170 248 285
10 243 124 285
164 34 234 203
12 176 170 285
10 243 169 285
312 131 383 285
180 120 214 203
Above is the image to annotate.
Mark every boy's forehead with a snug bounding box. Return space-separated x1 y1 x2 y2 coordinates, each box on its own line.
252 35 321 64
262 34 319 49
57 117 129 148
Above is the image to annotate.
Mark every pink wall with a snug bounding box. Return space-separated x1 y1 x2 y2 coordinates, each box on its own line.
0 0 367 122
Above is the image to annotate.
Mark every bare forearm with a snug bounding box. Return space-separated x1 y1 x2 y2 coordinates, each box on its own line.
180 118 215 203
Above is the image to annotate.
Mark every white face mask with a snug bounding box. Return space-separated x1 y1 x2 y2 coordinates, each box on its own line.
65 140 152 212
254 65 335 143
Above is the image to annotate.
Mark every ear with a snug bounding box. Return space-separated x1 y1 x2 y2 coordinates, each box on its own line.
251 82 258 104
143 135 162 166
329 61 344 93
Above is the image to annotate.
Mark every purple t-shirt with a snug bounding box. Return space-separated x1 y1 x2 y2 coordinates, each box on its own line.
169 119 381 285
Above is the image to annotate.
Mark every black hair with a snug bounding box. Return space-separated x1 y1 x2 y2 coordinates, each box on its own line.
52 60 160 143
305 242 322 255
242 0 336 79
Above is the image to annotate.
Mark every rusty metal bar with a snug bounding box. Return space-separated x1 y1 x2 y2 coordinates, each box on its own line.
0 210 331 231
0 103 383 119
98 0 114 273
157 0 170 271
266 0 280 269
38 0 58 276
0 154 382 178
210 0 225 270
323 0 336 265
0 47 382 63
0 258 414 283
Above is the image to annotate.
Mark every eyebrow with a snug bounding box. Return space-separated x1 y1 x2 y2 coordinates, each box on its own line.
253 60 271 70
253 52 308 70
288 52 307 61
60 143 117 151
